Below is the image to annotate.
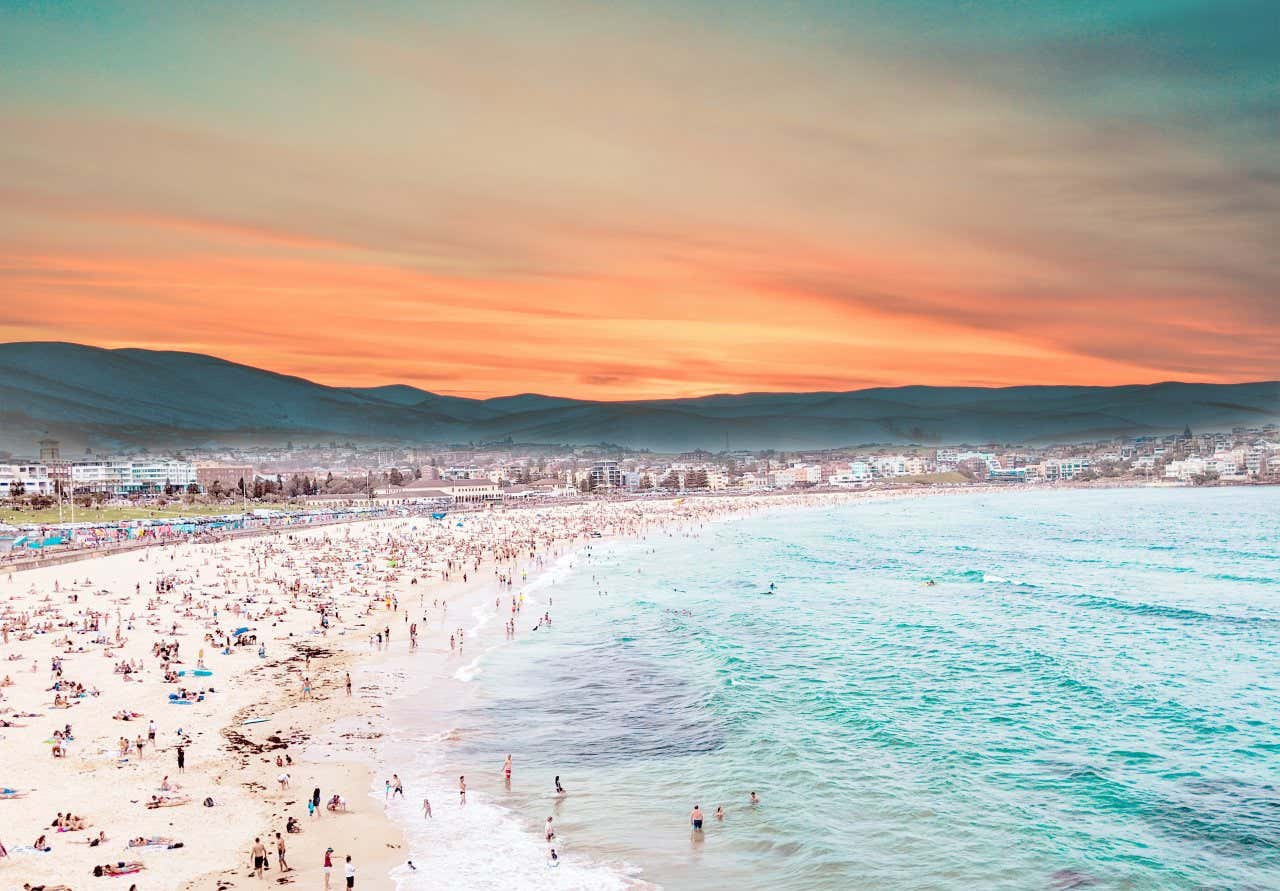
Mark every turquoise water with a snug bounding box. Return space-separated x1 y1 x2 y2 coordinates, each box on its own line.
443 488 1280 889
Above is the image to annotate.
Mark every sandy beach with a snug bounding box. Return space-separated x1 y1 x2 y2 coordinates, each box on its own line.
0 491 923 890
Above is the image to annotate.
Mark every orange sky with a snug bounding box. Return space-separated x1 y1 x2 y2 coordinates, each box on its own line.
1 2 1276 399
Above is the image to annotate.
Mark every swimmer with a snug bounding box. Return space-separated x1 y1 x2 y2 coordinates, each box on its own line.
690 804 704 830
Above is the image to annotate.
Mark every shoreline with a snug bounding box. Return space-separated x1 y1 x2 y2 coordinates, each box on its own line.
0 492 887 890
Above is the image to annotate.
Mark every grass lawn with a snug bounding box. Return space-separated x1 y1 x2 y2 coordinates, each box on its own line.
1 503 249 525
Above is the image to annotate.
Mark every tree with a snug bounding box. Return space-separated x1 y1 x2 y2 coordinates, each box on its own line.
8 481 24 498
210 480 224 498
389 468 405 487
638 474 653 491
685 470 709 489
660 471 681 490
238 477 247 497
187 482 200 495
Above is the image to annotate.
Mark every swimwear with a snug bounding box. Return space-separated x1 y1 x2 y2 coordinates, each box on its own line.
692 819 703 829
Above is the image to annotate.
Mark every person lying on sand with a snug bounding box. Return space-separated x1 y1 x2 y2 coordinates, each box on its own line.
92 861 144 876
129 836 182 848
145 794 190 808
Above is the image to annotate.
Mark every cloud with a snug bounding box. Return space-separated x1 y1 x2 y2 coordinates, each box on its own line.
0 1 1275 398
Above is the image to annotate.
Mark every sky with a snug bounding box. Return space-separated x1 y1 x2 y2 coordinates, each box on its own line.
1 0 1276 399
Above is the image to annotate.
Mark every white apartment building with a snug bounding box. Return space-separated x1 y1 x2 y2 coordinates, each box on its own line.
0 463 55 498
1042 457 1091 481
70 460 198 495
1164 457 1207 481
829 461 874 486
873 455 932 477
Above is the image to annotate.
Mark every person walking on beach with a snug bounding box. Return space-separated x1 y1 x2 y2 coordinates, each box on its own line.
459 775 466 804
176 743 185 773
690 804 704 831
275 831 289 872
392 774 404 798
423 797 432 818
323 847 333 891
345 672 352 696
251 837 267 878
345 854 356 889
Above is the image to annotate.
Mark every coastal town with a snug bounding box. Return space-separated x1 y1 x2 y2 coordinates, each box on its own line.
3 424 1278 511
0 423 1273 562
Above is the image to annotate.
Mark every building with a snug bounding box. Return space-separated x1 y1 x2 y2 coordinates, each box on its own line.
1042 457 1092 481
442 466 483 480
196 464 254 493
589 461 623 490
38 438 61 462
70 459 198 495
374 479 501 504
0 463 55 498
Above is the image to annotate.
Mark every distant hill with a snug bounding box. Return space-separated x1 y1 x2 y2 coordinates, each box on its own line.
0 342 1276 453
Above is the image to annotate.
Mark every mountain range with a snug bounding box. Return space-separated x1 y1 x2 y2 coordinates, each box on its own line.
0 342 1276 453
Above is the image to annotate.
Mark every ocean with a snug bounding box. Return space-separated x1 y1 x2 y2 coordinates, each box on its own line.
375 487 1280 890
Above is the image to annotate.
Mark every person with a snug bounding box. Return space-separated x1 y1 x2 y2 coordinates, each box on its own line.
323 847 333 891
251 836 268 878
749 791 760 806
422 797 432 818
393 774 404 798
548 848 559 868
554 776 565 794
544 816 555 841
690 804 704 830
715 805 725 820
176 744 185 773
275 831 289 871
459 775 466 804
345 853 356 889
502 754 512 782
345 672 352 695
